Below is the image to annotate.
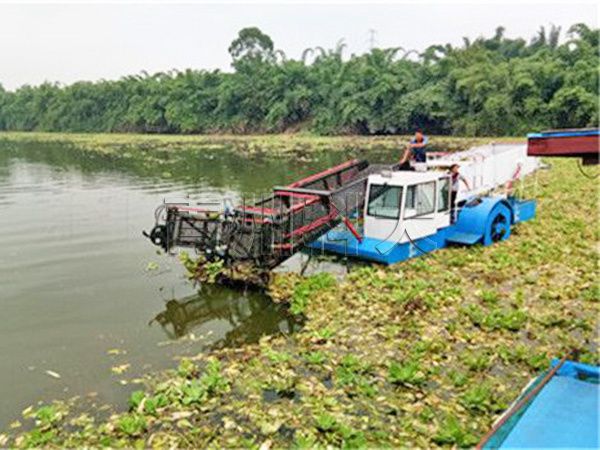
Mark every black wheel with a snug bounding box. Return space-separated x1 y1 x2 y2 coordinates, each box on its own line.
149 225 170 251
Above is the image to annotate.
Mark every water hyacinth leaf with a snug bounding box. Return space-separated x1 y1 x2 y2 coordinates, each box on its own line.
107 348 126 355
388 361 426 387
128 391 145 410
111 364 130 374
145 261 159 271
117 414 147 436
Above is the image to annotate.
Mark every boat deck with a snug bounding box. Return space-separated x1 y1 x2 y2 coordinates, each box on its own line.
483 360 599 449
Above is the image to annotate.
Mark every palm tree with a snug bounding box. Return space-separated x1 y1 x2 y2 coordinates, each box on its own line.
494 26 506 41
274 49 287 63
420 44 452 63
401 49 419 60
301 48 314 64
531 26 547 48
382 47 404 62
548 24 561 49
334 39 347 59
568 23 598 47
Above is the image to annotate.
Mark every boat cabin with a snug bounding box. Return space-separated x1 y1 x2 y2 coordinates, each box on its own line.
363 170 451 244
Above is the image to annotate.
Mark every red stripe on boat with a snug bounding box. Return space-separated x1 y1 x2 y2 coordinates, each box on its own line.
284 209 339 239
274 191 319 200
287 159 360 188
288 197 320 212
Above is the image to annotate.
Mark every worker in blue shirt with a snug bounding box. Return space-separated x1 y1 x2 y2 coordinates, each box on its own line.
398 129 429 170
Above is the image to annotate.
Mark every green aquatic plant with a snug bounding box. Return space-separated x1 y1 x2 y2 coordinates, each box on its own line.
203 259 226 283
460 382 508 414
20 429 57 448
315 413 337 433
480 289 500 305
33 406 62 428
312 327 335 342
290 273 336 315
178 251 200 276
128 391 167 416
177 358 197 378
314 413 367 448
116 414 147 436
181 379 207 405
433 415 478 447
128 391 145 410
292 432 318 450
464 304 527 331
174 358 230 406
200 360 229 394
581 286 599 302
447 369 469 387
527 352 549 370
484 308 527 331
304 351 327 366
388 360 426 387
460 384 493 412
334 354 377 397
462 349 493 372
265 349 292 364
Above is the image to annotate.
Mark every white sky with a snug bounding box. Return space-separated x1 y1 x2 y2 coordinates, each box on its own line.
0 1 598 90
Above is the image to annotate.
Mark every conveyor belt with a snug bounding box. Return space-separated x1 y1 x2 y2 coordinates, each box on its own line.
145 159 394 269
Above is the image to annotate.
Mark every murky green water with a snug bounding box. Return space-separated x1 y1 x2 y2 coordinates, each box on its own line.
0 141 387 430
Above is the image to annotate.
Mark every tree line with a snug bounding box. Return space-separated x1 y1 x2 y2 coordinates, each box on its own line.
0 24 597 136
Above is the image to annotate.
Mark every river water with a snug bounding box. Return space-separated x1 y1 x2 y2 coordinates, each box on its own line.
0 141 371 429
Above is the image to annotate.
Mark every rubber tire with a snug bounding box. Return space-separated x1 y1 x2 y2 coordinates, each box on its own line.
149 224 173 251
483 203 512 246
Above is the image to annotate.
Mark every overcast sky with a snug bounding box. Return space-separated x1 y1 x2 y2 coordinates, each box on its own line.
0 1 597 91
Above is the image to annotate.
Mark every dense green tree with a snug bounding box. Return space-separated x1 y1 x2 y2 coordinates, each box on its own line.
228 27 275 67
0 24 597 136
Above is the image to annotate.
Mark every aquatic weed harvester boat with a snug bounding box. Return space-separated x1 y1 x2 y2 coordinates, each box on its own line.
144 143 541 270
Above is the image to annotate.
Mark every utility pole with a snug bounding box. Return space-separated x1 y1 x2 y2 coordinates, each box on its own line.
367 29 377 50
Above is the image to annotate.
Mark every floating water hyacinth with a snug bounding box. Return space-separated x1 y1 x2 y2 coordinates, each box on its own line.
4 158 598 448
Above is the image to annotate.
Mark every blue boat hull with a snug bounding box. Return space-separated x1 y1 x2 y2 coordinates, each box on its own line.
308 196 536 265
308 227 454 265
484 360 599 449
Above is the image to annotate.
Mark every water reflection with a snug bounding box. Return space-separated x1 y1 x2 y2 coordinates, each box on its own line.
150 285 298 347
0 140 359 196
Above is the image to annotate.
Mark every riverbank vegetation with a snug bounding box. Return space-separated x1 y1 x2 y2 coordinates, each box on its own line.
0 23 598 136
0 131 520 200
3 158 598 448
0 131 514 158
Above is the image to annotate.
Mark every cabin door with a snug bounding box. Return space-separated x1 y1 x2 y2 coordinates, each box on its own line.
402 181 438 242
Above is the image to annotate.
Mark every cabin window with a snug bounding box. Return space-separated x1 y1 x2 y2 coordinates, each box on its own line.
404 181 436 218
437 178 450 212
367 184 402 219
